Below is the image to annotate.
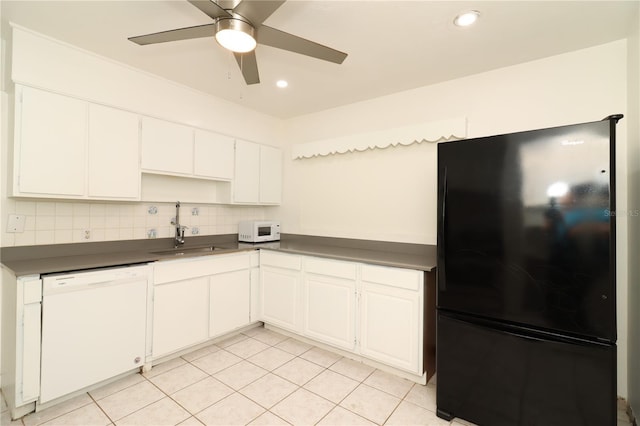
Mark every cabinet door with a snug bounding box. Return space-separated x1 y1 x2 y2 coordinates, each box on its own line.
209 269 250 338
194 130 234 180
360 281 422 374
260 266 301 332
303 273 356 351
152 277 209 358
16 86 86 196
259 145 282 204
141 117 193 175
88 104 140 199
233 140 260 203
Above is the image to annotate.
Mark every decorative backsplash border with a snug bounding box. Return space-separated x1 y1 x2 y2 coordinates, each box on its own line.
291 117 467 159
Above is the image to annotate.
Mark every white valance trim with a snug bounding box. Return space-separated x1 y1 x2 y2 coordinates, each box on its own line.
291 117 467 159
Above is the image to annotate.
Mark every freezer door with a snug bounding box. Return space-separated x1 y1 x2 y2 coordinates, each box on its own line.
437 119 616 342
436 312 616 426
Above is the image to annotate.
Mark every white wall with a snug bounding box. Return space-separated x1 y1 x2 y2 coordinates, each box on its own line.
279 40 630 397
626 5 640 418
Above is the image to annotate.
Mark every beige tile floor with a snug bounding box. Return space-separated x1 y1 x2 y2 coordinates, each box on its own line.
1 326 635 426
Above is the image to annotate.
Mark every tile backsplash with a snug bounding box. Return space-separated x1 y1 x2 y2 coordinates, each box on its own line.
0 200 267 247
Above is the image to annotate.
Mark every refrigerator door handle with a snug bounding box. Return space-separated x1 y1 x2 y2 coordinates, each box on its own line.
438 166 447 291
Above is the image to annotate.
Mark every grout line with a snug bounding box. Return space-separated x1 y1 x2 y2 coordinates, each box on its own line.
87 393 114 425
381 397 413 426
39 326 429 426
107 379 174 424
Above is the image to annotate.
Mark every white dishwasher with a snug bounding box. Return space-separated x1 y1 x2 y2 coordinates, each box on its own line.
40 264 149 404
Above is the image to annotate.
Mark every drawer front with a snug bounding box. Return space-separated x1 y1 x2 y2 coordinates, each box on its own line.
304 256 357 280
361 264 422 291
260 250 302 270
154 253 250 284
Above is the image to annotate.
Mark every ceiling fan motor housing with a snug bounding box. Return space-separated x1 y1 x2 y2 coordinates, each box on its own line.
214 16 256 53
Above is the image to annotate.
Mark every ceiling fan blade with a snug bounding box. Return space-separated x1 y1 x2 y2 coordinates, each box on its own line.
128 23 216 45
233 1 285 26
234 51 260 85
187 0 232 20
257 25 347 64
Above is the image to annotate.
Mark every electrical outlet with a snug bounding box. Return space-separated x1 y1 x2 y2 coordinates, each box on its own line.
83 229 91 240
192 207 199 216
147 229 157 239
7 215 26 233
191 227 200 235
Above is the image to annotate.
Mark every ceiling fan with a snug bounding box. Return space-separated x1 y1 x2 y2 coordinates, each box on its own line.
128 0 348 85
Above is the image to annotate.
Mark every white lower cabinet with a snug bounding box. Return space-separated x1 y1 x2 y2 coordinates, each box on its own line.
260 267 302 332
152 277 209 358
303 257 357 351
1 271 43 419
359 264 423 374
260 251 426 377
259 251 302 333
151 252 255 359
209 269 250 338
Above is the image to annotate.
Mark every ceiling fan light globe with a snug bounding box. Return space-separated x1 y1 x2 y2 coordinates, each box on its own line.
215 19 257 53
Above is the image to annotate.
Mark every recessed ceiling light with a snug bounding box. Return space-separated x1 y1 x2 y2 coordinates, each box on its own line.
276 80 288 88
454 10 480 27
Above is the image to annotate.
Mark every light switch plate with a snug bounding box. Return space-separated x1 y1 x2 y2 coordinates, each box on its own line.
7 214 26 233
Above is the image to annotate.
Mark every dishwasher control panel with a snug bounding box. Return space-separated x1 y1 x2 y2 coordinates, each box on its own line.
42 264 150 295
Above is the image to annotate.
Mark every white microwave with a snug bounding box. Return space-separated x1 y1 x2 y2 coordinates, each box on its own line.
238 220 281 243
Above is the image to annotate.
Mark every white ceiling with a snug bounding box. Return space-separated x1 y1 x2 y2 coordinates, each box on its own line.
1 1 638 119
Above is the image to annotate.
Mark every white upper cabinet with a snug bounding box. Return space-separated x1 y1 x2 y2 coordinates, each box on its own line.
15 85 87 197
12 85 280 204
259 144 282 204
194 130 234 180
141 120 238 183
234 140 261 203
88 104 140 199
234 140 282 205
141 116 193 176
13 85 140 201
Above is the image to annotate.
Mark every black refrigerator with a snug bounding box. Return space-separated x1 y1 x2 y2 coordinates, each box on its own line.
436 115 622 426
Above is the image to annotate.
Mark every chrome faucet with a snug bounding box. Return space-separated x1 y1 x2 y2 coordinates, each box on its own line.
172 201 187 248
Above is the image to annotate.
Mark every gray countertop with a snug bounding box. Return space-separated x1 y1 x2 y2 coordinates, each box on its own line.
0 234 436 276
270 235 436 271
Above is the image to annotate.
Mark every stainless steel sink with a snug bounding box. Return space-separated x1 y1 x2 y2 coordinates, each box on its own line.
151 246 219 256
